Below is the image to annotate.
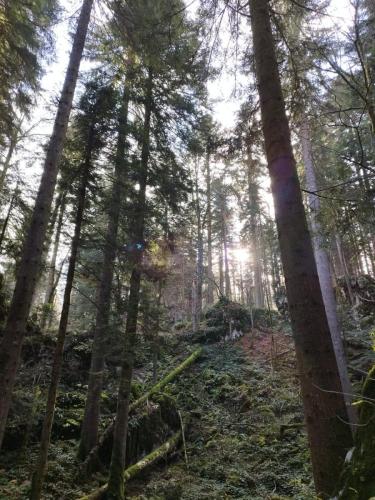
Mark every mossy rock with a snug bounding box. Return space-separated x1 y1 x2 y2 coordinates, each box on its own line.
192 325 226 344
206 297 252 331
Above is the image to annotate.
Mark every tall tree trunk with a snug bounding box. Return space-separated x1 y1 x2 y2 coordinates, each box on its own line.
151 281 163 384
300 120 356 428
248 0 353 496
231 265 237 302
206 151 214 304
335 233 355 306
239 261 245 304
0 0 93 449
106 69 153 500
79 82 130 460
219 240 224 294
0 190 16 251
29 129 94 500
223 219 231 298
246 152 264 308
191 276 197 333
41 195 66 330
0 126 20 197
193 161 203 326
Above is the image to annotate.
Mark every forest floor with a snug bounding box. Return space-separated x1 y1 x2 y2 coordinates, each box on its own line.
122 328 316 500
2 317 373 500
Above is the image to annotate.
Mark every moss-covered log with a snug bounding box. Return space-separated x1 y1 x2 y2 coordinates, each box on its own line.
130 347 203 411
81 347 203 474
338 363 375 499
78 431 182 500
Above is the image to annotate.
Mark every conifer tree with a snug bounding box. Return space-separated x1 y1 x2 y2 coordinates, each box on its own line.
248 0 353 495
0 0 94 449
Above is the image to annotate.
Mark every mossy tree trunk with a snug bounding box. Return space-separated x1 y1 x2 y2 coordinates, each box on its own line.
248 0 353 496
0 0 93 449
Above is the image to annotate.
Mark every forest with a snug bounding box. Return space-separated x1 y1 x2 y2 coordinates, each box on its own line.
0 0 374 499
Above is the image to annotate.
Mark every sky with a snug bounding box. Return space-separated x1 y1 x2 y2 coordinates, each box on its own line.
13 0 354 198
1 0 356 291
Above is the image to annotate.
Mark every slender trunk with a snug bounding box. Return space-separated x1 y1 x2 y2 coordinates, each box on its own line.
249 1 353 496
253 243 264 308
47 257 66 330
79 82 130 460
195 166 203 323
219 241 224 295
231 265 237 302
30 196 63 312
106 69 153 500
335 233 355 305
206 151 214 304
152 282 162 383
223 220 231 298
247 154 264 307
30 130 93 500
239 262 244 304
0 0 93 448
0 191 16 251
300 120 356 428
191 276 197 332
0 133 17 196
41 196 66 330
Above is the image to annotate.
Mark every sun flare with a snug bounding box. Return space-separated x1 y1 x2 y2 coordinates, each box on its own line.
231 247 250 264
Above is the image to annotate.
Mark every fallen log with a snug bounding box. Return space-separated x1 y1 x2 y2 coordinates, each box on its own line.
78 431 182 500
81 347 203 475
130 346 203 412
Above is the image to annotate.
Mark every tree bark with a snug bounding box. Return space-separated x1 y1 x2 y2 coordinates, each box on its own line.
41 194 66 330
300 120 356 428
335 233 355 306
0 128 18 197
193 160 203 326
206 150 214 304
79 81 130 460
219 240 224 295
29 127 94 500
0 189 16 252
106 68 153 500
248 0 353 496
223 217 231 299
247 153 264 308
0 0 93 449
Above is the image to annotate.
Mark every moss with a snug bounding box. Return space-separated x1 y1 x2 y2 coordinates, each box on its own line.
339 364 375 499
81 432 182 500
205 297 252 333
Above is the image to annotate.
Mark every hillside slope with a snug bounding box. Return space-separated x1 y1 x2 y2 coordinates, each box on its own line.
125 330 315 500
